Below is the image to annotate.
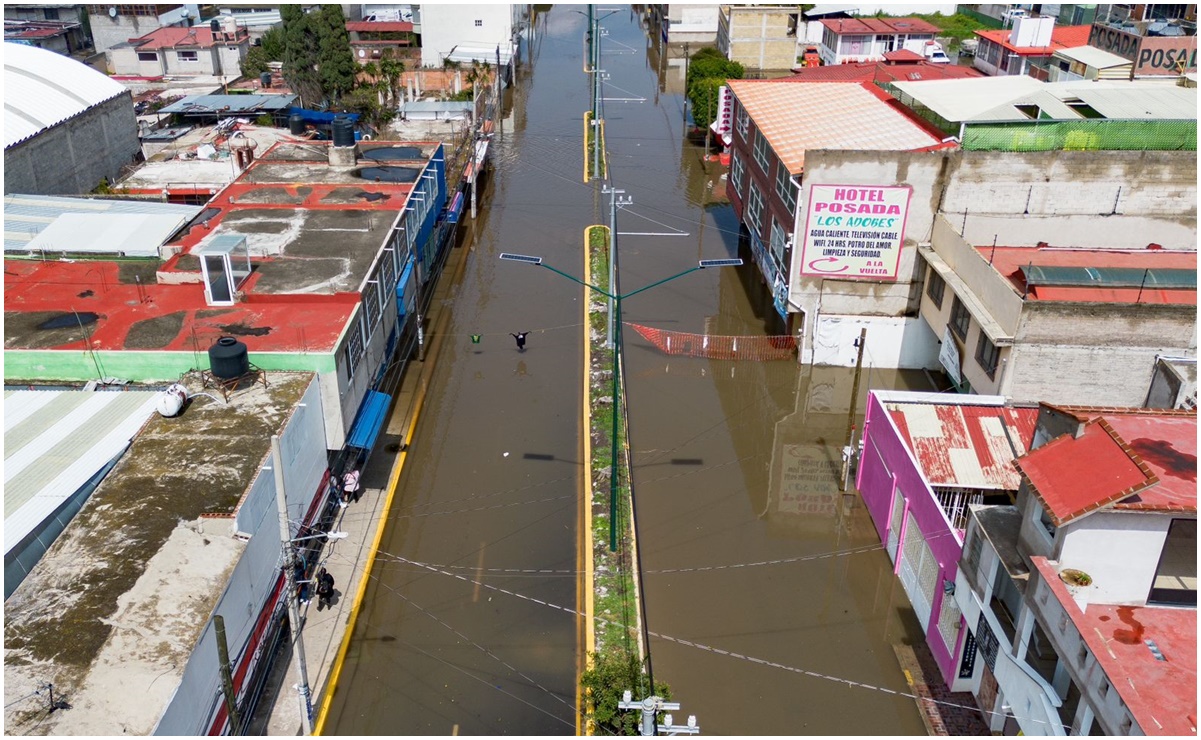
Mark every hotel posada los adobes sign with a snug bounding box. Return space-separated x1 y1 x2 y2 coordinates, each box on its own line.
800 184 912 281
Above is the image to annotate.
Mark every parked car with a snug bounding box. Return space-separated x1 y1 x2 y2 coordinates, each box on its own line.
922 41 951 64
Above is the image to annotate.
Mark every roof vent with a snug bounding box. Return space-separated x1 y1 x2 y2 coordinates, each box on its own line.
1147 242 1163 250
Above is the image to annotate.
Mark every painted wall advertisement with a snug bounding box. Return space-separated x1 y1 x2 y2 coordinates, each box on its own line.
800 184 912 280
1088 23 1198 75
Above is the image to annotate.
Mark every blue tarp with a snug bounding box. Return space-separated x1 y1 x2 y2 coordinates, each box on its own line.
288 107 361 123
346 390 391 451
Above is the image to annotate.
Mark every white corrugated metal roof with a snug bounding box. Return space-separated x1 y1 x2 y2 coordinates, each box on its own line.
891 76 1045 122
4 194 201 252
4 42 130 148
4 389 159 555
24 213 192 257
1053 45 1133 70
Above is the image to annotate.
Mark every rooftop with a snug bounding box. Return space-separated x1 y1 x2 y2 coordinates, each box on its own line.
158 94 298 116
819 16 940 36
1031 556 1197 736
979 246 1198 305
4 194 201 253
346 20 414 33
788 56 984 83
4 141 440 356
3 373 312 736
884 399 1038 490
127 25 248 50
4 42 129 148
4 19 79 40
975 24 1092 56
1053 44 1134 69
727 80 947 174
1016 409 1197 526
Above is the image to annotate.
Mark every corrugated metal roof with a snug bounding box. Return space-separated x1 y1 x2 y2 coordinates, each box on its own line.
727 81 943 174
4 42 129 149
1054 45 1133 70
4 194 201 252
4 389 159 555
891 76 1045 122
158 94 298 115
886 401 1038 490
24 212 193 257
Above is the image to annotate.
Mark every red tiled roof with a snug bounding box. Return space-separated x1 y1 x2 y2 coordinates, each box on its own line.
1031 557 1197 737
979 246 1198 306
788 59 983 83
1016 419 1157 525
820 17 941 36
887 402 1038 489
974 24 1092 56
883 49 924 61
131 26 246 50
346 21 414 33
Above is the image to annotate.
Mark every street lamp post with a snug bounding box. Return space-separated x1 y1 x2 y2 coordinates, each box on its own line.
500 253 741 550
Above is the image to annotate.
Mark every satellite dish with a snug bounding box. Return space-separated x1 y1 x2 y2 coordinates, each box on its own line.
108 6 117 17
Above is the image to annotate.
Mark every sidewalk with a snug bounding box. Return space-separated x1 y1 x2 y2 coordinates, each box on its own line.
266 239 470 735
893 641 993 735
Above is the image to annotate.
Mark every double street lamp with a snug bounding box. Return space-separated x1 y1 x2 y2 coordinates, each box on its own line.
500 252 742 550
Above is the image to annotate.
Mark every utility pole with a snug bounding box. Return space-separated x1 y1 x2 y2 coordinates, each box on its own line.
272 434 313 735
602 186 630 348
215 615 241 734
840 328 867 493
618 691 700 736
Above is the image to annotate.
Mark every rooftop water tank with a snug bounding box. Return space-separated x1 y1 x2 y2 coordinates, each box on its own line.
208 336 249 380
289 112 305 135
331 115 355 147
260 71 272 88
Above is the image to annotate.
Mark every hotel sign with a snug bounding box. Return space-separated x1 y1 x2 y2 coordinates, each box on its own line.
800 184 912 281
1088 23 1197 75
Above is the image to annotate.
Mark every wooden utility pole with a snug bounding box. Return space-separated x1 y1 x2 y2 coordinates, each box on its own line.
215 615 241 734
840 328 867 492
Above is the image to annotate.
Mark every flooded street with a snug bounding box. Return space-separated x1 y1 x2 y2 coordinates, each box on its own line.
327 5 929 735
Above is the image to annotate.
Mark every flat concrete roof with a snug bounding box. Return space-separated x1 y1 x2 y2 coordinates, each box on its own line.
3 373 312 736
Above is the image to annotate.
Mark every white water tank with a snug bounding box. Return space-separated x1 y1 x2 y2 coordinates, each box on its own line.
1010 16 1054 48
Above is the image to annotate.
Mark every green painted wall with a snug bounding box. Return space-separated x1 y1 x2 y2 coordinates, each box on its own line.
4 350 337 384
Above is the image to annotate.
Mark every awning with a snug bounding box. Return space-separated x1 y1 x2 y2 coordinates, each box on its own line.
346 390 391 450
445 191 464 224
396 259 415 314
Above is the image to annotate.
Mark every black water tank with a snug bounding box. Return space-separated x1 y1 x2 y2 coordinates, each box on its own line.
209 336 249 379
289 113 305 135
331 115 355 147
260 71 272 88
210 18 220 34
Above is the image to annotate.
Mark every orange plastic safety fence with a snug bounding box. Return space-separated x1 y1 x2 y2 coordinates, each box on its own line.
627 323 796 361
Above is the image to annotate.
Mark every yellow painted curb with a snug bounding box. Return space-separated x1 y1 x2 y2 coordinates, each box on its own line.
583 111 592 183
311 388 426 735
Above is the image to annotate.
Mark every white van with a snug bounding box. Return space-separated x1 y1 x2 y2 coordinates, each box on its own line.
922 41 951 64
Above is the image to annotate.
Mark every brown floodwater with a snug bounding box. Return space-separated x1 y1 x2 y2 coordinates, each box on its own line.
325 5 929 736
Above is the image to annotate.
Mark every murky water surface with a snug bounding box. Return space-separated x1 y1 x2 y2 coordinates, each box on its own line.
328 6 929 735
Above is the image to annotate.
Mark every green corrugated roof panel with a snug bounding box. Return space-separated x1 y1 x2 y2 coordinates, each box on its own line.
1022 265 1197 289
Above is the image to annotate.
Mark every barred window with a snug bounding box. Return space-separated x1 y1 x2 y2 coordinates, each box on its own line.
735 102 749 139
363 279 381 336
937 592 963 652
950 295 971 340
769 218 788 269
752 130 772 173
926 267 946 308
775 165 797 214
381 249 397 294
730 151 745 196
344 318 364 380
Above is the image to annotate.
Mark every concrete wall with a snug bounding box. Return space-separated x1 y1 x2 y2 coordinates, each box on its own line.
812 314 941 369
722 6 797 70
2 349 336 384
88 11 166 53
155 376 326 734
1057 511 1175 604
793 149 1198 370
4 94 141 196
420 4 514 67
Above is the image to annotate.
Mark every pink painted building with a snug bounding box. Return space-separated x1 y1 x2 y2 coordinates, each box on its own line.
857 390 1037 691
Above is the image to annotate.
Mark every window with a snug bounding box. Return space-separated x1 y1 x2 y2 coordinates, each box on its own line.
949 295 970 340
925 266 946 308
752 130 772 173
381 248 397 294
177 50 199 63
937 591 962 652
774 165 797 214
769 218 788 270
975 331 1000 379
1148 518 1197 606
474 19 483 27
362 279 381 336
344 318 364 380
44 8 59 19
735 103 749 139
1038 506 1057 540
137 51 158 62
745 183 764 235
730 151 745 196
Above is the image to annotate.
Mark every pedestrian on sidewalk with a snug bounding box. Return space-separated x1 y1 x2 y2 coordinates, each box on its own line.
343 468 362 503
510 331 529 351
315 567 336 611
329 469 347 509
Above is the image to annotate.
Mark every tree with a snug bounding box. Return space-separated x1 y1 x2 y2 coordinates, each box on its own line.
259 26 284 61
687 77 724 130
579 651 671 736
314 4 357 102
281 5 321 106
241 45 270 78
683 47 743 131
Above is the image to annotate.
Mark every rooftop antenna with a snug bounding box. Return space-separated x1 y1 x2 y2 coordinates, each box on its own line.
1136 268 1149 304
989 234 997 265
